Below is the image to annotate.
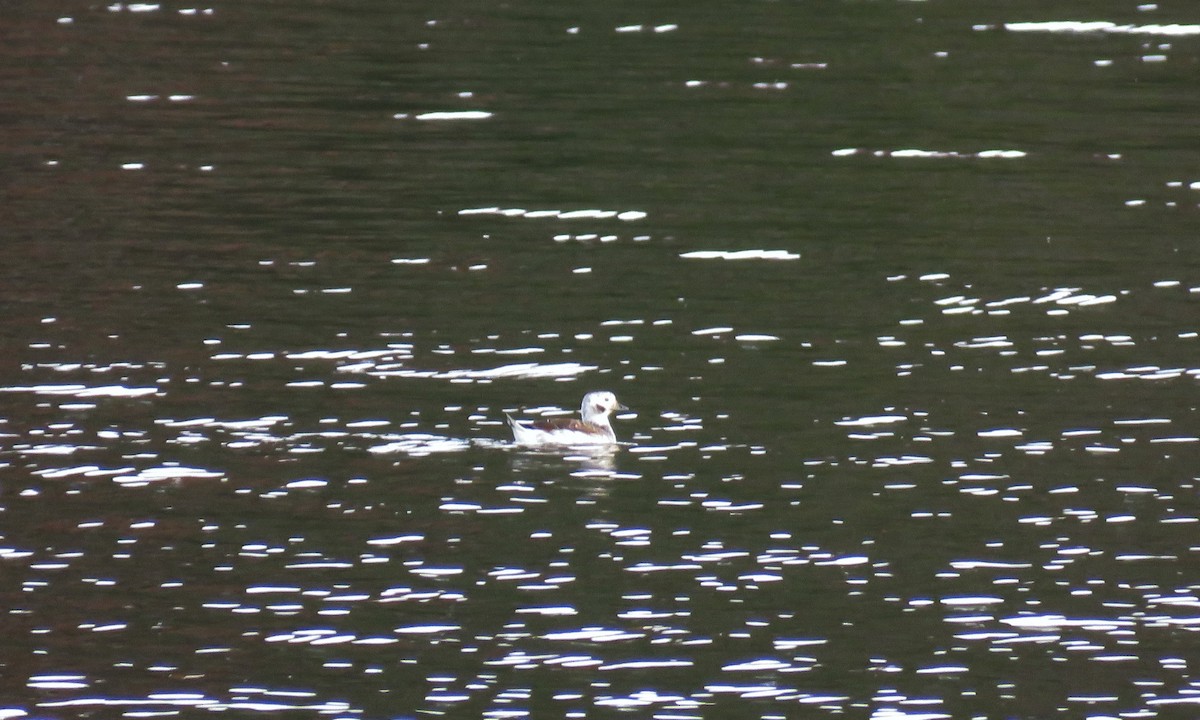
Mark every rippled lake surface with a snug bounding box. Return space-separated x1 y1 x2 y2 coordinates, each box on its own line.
4 2 1200 718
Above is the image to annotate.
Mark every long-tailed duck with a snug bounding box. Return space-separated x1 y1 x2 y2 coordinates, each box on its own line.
507 391 628 447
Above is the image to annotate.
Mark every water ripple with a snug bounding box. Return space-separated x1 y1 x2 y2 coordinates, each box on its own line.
1002 21 1200 36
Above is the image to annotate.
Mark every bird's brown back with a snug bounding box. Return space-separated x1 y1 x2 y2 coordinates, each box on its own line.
528 417 607 435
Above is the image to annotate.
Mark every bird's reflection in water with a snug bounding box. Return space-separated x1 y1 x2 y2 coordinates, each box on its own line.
508 444 619 473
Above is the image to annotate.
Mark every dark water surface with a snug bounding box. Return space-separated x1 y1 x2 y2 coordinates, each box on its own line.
4 2 1200 719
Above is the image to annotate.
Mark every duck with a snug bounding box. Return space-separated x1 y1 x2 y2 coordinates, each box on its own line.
507 391 628 447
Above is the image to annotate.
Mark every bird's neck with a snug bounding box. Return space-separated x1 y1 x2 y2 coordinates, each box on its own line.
582 412 611 427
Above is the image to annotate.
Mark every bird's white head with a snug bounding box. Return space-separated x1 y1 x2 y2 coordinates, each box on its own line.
580 391 628 424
